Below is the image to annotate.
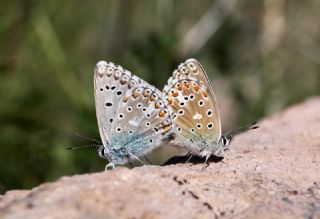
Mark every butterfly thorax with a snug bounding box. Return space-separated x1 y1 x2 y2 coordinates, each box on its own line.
98 132 152 164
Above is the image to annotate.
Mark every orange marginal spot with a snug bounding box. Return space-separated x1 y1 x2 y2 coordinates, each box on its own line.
155 103 160 109
176 84 182 91
172 91 178 97
193 84 200 92
202 91 208 98
167 98 173 105
159 110 165 117
162 124 171 132
150 95 155 101
143 90 151 97
123 96 129 102
184 82 190 88
133 91 140 98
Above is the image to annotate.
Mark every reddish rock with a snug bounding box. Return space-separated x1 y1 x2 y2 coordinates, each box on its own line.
0 97 320 219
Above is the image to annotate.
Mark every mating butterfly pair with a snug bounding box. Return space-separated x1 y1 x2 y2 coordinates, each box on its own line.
94 59 257 169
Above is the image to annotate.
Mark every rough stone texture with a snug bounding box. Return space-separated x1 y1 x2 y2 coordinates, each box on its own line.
1 97 320 219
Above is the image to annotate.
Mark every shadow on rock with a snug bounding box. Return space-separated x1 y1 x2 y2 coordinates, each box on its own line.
163 154 223 165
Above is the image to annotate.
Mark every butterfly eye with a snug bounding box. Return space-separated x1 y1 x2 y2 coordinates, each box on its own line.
98 147 105 157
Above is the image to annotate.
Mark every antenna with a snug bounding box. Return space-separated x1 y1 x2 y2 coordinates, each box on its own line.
224 122 259 139
74 133 101 144
66 144 101 150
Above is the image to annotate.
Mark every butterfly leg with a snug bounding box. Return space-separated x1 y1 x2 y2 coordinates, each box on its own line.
201 154 210 171
128 152 145 165
222 144 236 155
185 153 193 164
105 162 115 171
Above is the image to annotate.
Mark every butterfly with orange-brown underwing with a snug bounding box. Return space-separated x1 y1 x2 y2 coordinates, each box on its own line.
93 61 174 169
163 59 258 163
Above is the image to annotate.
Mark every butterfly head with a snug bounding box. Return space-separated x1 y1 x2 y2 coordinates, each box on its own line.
220 135 232 147
97 143 131 165
199 122 259 157
189 138 223 158
97 145 109 159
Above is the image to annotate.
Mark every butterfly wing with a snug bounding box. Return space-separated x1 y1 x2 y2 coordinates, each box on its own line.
94 61 172 164
94 61 143 147
163 59 222 155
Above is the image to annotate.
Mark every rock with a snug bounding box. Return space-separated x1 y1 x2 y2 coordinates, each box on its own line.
1 97 320 219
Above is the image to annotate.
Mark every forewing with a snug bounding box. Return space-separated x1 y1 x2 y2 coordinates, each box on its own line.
112 86 172 156
94 61 147 146
94 61 172 162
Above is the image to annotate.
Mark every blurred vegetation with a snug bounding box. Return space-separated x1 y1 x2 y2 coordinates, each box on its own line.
0 0 319 194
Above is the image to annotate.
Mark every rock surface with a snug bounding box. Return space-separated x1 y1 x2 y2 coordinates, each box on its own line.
1 97 320 219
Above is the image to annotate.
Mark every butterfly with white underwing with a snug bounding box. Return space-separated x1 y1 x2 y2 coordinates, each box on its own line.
93 61 174 169
163 59 258 163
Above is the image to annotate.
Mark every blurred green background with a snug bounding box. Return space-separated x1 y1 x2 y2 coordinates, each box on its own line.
1 0 319 194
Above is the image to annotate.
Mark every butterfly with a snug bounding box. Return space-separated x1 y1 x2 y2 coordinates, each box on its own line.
94 61 173 169
163 59 258 162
